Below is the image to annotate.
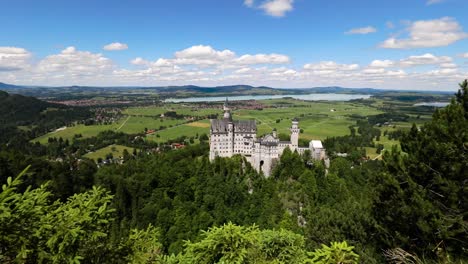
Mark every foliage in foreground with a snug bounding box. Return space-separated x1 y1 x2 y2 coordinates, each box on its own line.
372 80 468 260
0 168 359 263
0 167 163 263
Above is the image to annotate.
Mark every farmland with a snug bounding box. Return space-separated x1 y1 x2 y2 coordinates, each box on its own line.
33 96 436 157
84 144 135 161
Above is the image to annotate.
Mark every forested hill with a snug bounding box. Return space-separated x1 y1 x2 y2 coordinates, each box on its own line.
0 90 92 145
0 82 402 99
0 90 60 126
1 82 454 101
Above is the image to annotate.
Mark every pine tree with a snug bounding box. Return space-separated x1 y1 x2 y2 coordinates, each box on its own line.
373 80 468 258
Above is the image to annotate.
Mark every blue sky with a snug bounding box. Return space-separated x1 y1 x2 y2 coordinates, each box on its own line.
0 0 467 90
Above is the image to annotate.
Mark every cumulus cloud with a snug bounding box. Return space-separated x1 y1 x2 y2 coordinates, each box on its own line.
175 45 234 59
130 57 150 66
369 60 394 68
303 61 359 72
459 53 468 58
235 54 290 65
367 54 454 69
131 45 290 69
427 68 458 75
37 46 114 77
1 44 466 90
260 0 294 17
103 42 128 51
440 63 457 68
399 53 452 67
345 26 377 35
0 46 31 71
380 17 468 49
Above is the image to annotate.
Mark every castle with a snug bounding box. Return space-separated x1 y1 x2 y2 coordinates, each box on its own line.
209 99 326 176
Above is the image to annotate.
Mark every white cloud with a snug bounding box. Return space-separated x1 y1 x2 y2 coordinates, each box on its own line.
175 45 234 60
345 26 377 35
367 54 454 69
427 68 458 75
235 67 251 74
131 57 150 66
235 54 290 65
1 45 466 91
172 45 235 66
459 53 468 58
369 60 394 68
131 45 290 69
380 17 468 49
37 46 114 77
103 42 128 51
362 68 386 74
440 63 457 68
399 53 452 67
0 46 31 71
427 0 445 5
260 0 294 17
303 61 359 72
244 0 254 7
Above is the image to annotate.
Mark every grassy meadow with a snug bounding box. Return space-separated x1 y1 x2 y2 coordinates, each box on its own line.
84 144 135 161
34 97 433 157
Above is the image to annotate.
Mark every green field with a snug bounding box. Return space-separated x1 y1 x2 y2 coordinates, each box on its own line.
146 119 211 143
34 122 123 144
33 115 189 144
235 101 383 139
123 105 220 117
84 144 135 161
34 98 432 155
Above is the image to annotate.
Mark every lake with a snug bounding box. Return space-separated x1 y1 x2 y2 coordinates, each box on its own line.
413 102 449 107
165 93 372 103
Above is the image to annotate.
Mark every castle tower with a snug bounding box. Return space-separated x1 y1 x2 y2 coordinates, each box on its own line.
227 121 234 156
225 98 234 155
290 118 299 150
223 97 232 120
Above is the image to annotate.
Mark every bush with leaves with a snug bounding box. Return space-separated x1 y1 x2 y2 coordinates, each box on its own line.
308 241 359 264
180 222 310 264
0 167 164 264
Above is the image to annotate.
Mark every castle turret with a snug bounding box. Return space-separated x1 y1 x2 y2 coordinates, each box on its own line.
290 118 299 150
223 97 232 120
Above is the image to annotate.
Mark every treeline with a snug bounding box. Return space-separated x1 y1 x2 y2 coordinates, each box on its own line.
323 120 381 160
1 170 360 263
46 130 157 158
0 90 93 146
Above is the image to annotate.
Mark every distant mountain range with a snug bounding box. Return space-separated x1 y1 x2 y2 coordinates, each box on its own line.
0 82 453 99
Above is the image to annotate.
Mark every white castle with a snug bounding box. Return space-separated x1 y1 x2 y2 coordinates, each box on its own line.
209 99 326 176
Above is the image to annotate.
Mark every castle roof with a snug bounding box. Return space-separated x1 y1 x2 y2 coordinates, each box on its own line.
256 134 279 146
259 141 278 146
311 140 323 149
210 119 256 133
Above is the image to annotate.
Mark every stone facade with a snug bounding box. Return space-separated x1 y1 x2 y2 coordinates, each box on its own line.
209 99 326 176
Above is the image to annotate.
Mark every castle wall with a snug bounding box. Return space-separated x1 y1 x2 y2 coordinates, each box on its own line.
210 107 325 176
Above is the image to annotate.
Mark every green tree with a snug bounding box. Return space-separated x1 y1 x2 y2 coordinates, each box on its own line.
0 167 164 263
372 80 468 258
308 241 359 264
181 222 308 264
